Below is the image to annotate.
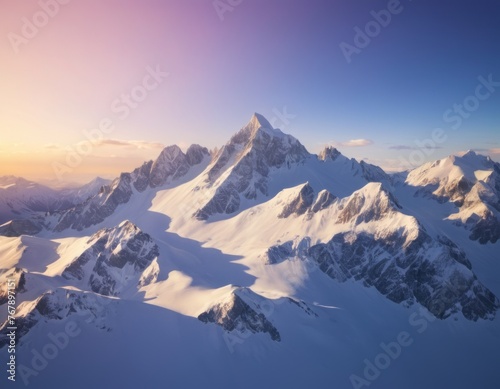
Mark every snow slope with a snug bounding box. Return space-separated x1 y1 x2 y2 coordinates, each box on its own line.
0 114 499 389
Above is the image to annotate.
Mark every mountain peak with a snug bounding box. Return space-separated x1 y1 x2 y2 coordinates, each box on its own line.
461 149 477 158
195 115 310 219
250 112 273 131
448 150 494 171
233 112 285 141
62 221 159 296
318 146 341 161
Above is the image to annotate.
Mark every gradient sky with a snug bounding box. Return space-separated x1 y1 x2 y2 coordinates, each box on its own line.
1 0 499 186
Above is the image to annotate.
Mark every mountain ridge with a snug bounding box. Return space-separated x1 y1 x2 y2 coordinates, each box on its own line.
0 113 499 389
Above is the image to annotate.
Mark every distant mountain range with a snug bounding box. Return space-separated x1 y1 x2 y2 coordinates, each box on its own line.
0 176 111 224
1 113 499 388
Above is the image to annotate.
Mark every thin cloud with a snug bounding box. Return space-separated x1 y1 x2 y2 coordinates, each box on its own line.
388 144 443 150
468 148 490 153
333 139 373 148
363 157 413 172
44 144 61 150
489 148 500 155
388 145 416 150
92 139 165 150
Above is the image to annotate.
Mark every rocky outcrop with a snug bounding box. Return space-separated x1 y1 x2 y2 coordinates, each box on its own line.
308 229 498 320
310 190 336 213
265 237 311 265
186 144 209 166
336 183 401 224
266 181 499 321
132 161 153 192
54 173 134 232
194 113 310 220
0 268 26 305
62 221 159 296
53 144 208 231
150 145 190 188
407 151 500 244
198 288 281 341
318 146 341 161
279 183 315 218
469 210 500 244
0 289 113 349
0 219 42 237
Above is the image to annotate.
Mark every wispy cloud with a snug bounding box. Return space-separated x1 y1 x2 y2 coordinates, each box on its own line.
86 139 165 150
489 148 500 155
44 139 165 151
388 144 443 150
44 144 61 150
333 139 373 148
469 148 489 152
388 145 416 150
363 157 413 172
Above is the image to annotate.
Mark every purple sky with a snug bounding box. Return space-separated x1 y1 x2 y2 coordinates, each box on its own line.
1 0 499 186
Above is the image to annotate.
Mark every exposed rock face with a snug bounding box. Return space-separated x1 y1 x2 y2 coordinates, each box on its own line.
0 176 75 225
54 173 134 232
268 226 498 321
266 181 499 321
193 184 241 220
266 237 311 265
407 151 500 244
337 183 400 224
279 183 315 218
198 288 281 341
318 146 341 161
132 161 153 192
359 161 390 183
186 144 209 166
0 219 42 237
469 210 500 244
150 145 190 188
461 178 500 244
0 289 113 349
319 147 389 184
194 113 310 220
53 144 209 231
62 221 159 296
0 268 26 305
310 190 336 213
307 230 498 320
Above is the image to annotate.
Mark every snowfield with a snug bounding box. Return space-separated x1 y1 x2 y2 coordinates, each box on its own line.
1 114 499 389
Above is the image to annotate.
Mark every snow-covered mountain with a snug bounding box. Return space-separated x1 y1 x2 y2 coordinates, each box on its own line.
192 113 389 220
62 220 159 296
0 176 112 227
59 177 112 204
404 150 500 243
273 183 498 320
0 176 69 224
0 114 499 389
51 144 209 231
193 113 310 219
